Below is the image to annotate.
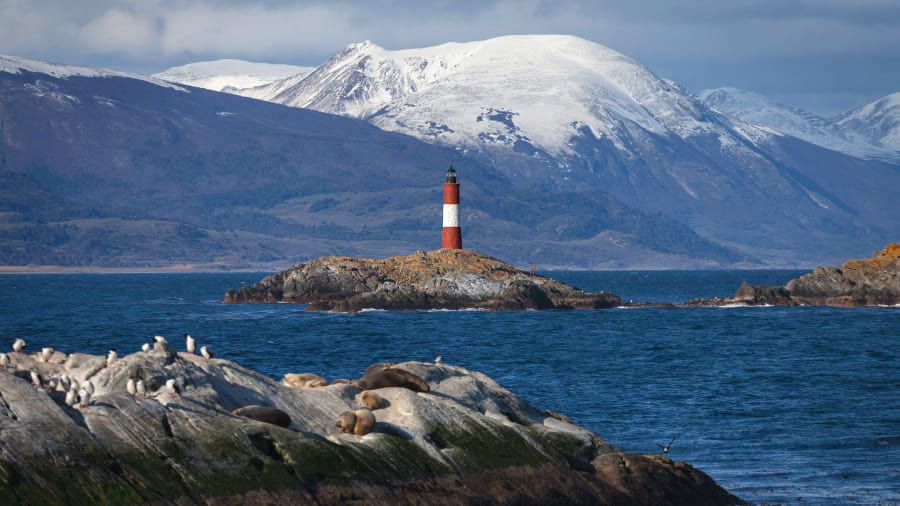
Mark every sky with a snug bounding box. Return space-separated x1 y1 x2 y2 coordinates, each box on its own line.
1 0 898 116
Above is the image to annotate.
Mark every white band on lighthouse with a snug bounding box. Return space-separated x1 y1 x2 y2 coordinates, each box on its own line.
443 204 459 227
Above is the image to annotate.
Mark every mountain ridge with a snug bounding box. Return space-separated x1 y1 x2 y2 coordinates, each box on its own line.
0 53 742 269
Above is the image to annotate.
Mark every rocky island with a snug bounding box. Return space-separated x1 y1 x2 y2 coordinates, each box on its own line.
225 249 622 312
687 243 900 307
0 342 742 505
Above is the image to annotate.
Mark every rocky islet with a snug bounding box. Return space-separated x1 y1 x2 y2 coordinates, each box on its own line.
0 340 742 505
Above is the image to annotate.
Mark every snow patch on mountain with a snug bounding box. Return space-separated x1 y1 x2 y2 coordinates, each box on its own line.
0 54 186 91
152 59 313 92
699 87 898 161
835 92 900 152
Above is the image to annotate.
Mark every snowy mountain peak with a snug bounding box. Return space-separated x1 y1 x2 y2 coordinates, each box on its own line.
699 87 899 160
152 59 313 92
0 54 186 91
261 34 743 161
836 92 900 151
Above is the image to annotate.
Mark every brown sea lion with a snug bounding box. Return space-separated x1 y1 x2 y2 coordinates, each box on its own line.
336 411 357 434
360 390 385 410
362 362 394 376
282 373 328 388
388 368 430 393
232 405 291 428
356 369 407 390
336 409 376 436
352 408 375 435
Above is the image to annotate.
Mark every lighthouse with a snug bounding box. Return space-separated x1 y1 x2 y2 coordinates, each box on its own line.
441 167 462 249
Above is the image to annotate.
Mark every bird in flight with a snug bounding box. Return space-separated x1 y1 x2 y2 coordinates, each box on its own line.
657 435 678 454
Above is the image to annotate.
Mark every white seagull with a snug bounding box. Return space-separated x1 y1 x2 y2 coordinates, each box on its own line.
65 387 78 407
106 349 118 368
78 389 91 408
165 379 178 398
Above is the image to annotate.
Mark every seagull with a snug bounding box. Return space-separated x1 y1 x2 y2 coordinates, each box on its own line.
41 347 54 363
136 380 147 398
200 346 213 361
657 435 678 454
12 338 25 353
185 334 195 354
83 380 95 395
106 349 118 368
126 378 136 396
165 379 178 398
78 388 91 408
141 342 151 353
30 371 42 390
0 353 9 368
65 387 78 407
60 374 71 392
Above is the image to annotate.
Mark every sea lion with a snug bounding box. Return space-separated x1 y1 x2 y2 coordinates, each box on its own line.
282 373 328 388
357 367 429 393
352 408 375 435
356 369 408 390
336 411 356 434
363 362 394 376
232 405 291 428
388 368 430 393
359 390 385 410
336 409 375 436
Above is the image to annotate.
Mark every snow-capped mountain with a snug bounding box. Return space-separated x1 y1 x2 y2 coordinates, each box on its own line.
698 87 898 160
1 54 186 91
206 35 899 264
835 92 900 152
153 59 313 92
259 35 757 163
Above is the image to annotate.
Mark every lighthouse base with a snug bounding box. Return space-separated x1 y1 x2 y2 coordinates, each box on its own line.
441 227 462 249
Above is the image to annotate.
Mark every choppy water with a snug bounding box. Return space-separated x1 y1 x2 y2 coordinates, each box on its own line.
2 271 898 504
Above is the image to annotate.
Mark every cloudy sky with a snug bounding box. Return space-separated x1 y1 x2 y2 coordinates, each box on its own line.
2 0 898 116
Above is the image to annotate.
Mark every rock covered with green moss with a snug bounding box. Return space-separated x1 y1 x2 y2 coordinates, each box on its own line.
0 346 742 505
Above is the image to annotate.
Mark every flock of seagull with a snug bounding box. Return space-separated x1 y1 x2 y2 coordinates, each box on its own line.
0 334 214 409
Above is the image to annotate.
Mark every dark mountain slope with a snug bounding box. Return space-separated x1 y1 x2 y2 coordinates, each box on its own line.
0 63 740 268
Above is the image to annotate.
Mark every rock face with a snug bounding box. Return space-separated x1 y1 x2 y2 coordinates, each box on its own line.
687 243 900 307
0 348 742 505
224 249 622 311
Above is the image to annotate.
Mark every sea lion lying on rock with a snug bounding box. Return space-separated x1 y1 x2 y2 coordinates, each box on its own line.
282 373 328 388
232 405 292 428
336 408 376 436
359 390 385 410
356 363 429 393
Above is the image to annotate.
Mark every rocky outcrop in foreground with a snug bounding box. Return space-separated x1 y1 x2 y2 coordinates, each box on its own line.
0 343 743 505
225 249 622 312
687 243 900 307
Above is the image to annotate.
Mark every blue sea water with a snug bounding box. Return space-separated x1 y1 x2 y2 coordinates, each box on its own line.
1 270 898 504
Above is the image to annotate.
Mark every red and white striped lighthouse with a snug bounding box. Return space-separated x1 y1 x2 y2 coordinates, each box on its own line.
441 167 462 249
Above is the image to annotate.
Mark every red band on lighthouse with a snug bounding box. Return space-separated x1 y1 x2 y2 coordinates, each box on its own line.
441 167 462 249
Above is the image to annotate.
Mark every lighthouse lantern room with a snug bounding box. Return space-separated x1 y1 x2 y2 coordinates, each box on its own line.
441 167 462 249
